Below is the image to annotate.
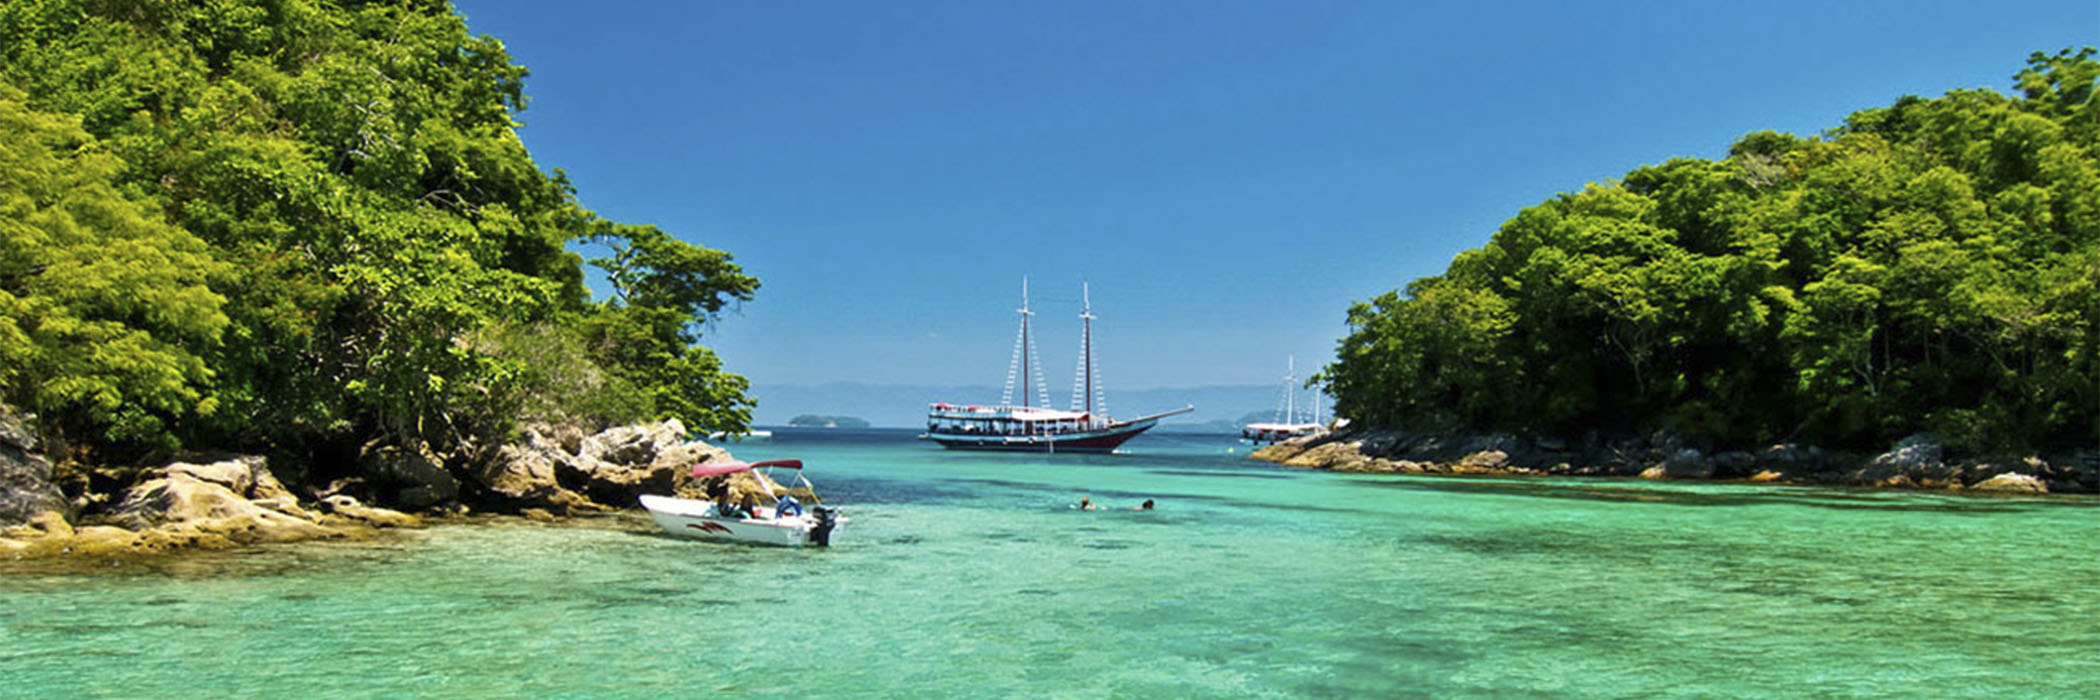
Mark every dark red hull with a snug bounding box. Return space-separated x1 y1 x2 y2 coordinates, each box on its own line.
922 417 1162 453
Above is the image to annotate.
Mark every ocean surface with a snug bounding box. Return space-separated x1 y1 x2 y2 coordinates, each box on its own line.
5 428 2097 698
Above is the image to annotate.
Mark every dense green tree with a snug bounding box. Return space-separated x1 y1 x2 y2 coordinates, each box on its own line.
1327 49 2099 453
0 0 759 464
0 86 228 456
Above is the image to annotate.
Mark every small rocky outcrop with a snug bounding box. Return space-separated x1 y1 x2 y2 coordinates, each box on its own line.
1253 427 2095 494
0 409 66 527
4 455 416 559
4 417 742 559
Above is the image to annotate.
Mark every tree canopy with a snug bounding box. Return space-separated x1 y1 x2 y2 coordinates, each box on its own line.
1325 49 2099 454
0 0 758 464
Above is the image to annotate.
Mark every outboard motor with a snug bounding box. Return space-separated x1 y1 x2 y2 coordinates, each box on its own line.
809 506 840 547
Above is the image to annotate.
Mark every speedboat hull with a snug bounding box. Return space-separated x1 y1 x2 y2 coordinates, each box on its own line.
639 494 841 547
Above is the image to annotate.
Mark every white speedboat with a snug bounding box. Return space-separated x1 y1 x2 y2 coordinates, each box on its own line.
640 459 844 547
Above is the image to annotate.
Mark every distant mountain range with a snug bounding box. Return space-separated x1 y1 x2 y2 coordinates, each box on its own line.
747 382 1316 431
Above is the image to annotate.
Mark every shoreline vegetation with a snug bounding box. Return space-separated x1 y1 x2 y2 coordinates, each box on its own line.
0 1 770 559
1317 49 2097 467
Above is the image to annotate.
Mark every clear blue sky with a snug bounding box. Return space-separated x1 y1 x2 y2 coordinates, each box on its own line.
453 0 2094 393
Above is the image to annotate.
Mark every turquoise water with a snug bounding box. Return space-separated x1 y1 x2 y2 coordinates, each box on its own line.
5 428 2098 698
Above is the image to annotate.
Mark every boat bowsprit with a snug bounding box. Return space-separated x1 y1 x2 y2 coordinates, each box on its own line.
639 459 845 547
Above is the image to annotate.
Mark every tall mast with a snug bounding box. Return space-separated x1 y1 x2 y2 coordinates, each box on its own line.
1003 277 1048 408
1080 283 1095 418
1021 278 1031 408
1287 355 1297 424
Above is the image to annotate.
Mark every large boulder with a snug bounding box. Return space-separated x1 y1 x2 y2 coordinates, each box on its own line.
1858 433 1954 487
580 419 687 467
107 471 270 529
106 456 347 538
558 420 697 506
559 455 675 507
469 421 735 511
1752 443 1841 478
358 442 460 510
1656 448 1714 479
472 426 598 512
1874 433 1946 470
1969 472 2047 494
0 409 67 526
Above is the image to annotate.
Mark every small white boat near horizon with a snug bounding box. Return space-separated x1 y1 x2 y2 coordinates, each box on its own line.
639 459 843 547
1242 356 1333 445
705 429 773 442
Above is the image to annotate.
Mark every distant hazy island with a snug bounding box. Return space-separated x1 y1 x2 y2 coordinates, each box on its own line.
787 415 872 429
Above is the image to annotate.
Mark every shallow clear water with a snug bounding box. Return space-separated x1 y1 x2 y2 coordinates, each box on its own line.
5 428 2098 698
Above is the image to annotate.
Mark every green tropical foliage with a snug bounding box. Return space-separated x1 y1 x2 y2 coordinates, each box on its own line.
0 0 758 463
1326 49 2099 453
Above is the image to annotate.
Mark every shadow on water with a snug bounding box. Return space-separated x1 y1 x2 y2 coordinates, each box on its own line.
1348 476 2065 514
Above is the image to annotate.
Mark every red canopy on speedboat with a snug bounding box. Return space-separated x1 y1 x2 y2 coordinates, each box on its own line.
691 459 804 478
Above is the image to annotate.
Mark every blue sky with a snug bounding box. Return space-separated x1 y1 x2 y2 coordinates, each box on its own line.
454 0 2094 394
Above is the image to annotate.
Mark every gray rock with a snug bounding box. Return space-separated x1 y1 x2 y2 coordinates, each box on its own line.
1 413 66 525
579 419 687 467
1872 433 1945 471
472 430 594 511
358 442 460 510
1712 451 1757 478
556 420 700 506
1 409 66 523
1658 448 1713 479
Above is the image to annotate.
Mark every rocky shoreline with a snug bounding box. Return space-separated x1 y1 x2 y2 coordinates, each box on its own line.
1 410 756 560
1252 428 2100 495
